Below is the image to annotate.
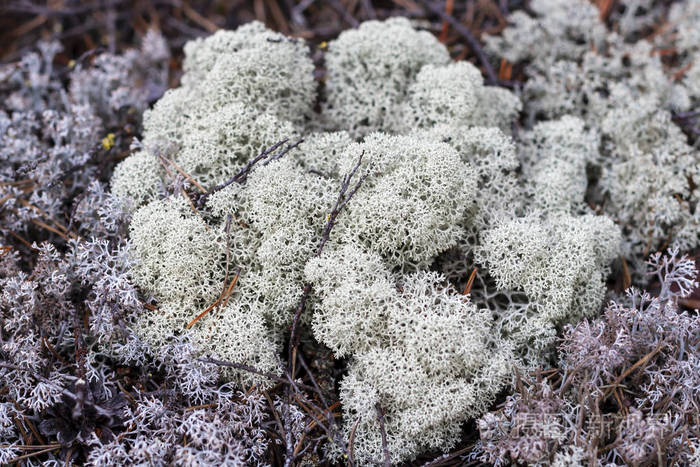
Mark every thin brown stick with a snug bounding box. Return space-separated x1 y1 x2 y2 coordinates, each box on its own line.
267 0 291 34
263 390 288 449
275 357 351 460
290 394 342 443
7 445 60 463
16 198 69 233
292 418 318 457
462 267 477 295
328 0 360 27
375 402 392 467
438 0 454 42
603 343 665 399
222 215 232 289
0 444 61 450
9 231 36 250
180 186 210 231
185 296 223 330
12 414 29 444
42 337 69 365
0 245 13 257
26 218 70 241
420 0 498 84
612 387 627 415
0 179 35 187
116 381 138 407
288 151 368 357
219 269 241 310
160 155 206 193
296 352 331 411
348 418 361 465
184 403 218 411
620 255 632 290
196 139 290 208
360 0 377 19
498 58 513 81
7 399 46 447
186 270 240 329
595 0 615 21
181 3 219 33
9 14 48 37
293 396 340 424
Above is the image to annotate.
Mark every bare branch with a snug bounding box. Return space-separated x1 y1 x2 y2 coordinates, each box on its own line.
196 138 304 208
296 351 332 413
197 357 315 393
288 151 368 357
315 150 368 257
375 402 392 467
419 0 498 85
261 138 305 166
348 418 361 466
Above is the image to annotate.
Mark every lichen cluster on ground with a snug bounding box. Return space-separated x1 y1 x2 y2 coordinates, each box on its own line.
1 1 699 465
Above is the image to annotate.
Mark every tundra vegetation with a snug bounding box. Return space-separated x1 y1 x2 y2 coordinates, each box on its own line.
1 0 699 465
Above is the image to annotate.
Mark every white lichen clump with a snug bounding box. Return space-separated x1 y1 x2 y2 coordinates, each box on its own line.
110 15 632 464
477 214 621 361
322 17 450 136
306 245 512 462
485 0 700 267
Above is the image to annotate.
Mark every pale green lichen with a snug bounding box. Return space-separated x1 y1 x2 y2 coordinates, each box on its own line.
177 103 295 189
306 245 512 463
476 213 621 363
111 16 634 465
485 0 700 268
322 17 450 136
182 22 315 125
110 150 163 207
334 132 477 270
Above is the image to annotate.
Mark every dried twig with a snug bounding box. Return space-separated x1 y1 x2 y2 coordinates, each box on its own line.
603 342 665 399
222 215 232 286
158 154 206 193
462 267 477 295
278 361 351 462
196 139 294 208
7 446 61 463
181 3 219 33
348 418 361 465
296 351 332 412
185 269 240 329
420 0 498 84
198 357 315 393
278 151 368 464
263 390 288 451
328 0 360 27
438 0 455 42
375 402 392 467
288 151 368 356
260 138 304 166
360 0 377 19
316 151 368 256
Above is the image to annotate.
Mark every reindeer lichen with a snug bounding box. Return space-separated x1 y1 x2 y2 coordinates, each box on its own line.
108 16 634 465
